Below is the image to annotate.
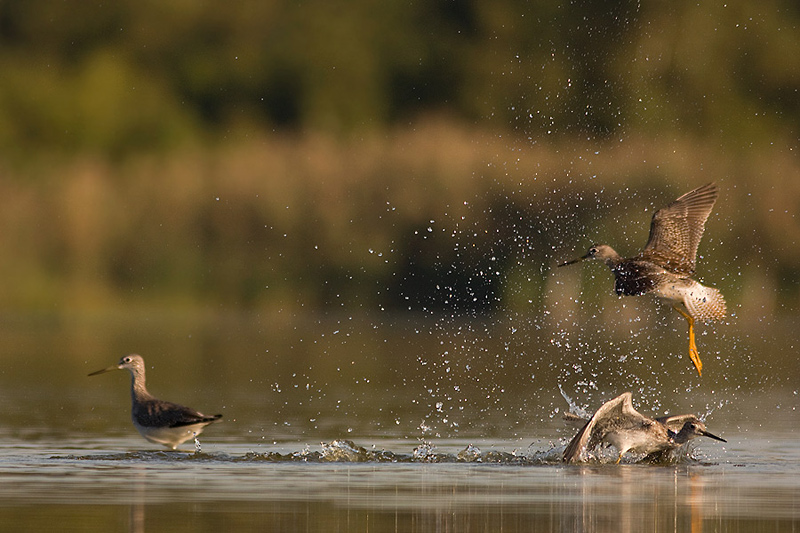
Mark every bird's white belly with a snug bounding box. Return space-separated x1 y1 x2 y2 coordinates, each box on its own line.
134 422 209 449
605 425 669 456
605 430 646 455
652 278 695 305
652 277 726 320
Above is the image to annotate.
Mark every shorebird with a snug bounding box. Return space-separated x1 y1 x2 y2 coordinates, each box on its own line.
562 392 726 464
89 354 222 450
559 182 726 375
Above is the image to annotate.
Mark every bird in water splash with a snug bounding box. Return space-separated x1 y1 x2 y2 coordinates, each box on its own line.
89 354 222 450
559 182 726 376
563 392 726 464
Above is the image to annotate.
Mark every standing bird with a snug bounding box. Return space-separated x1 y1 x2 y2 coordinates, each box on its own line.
559 183 726 375
562 392 726 464
89 354 222 450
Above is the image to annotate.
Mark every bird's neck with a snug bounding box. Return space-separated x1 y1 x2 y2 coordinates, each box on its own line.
129 370 152 402
607 251 626 269
597 246 624 268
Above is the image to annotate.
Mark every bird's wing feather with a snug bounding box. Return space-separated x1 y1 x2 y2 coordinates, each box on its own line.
136 399 221 428
563 417 594 463
654 414 697 433
564 392 645 462
636 183 718 276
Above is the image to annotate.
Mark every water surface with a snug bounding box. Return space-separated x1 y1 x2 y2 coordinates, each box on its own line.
0 313 798 531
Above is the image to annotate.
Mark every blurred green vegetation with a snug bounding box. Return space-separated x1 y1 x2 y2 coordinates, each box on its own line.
0 1 798 317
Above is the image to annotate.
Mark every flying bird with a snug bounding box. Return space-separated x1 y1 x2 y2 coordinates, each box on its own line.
559 183 726 375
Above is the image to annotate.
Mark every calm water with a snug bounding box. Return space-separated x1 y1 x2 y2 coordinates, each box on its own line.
1 312 798 531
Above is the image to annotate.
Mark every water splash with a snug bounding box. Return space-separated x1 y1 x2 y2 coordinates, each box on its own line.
558 383 591 419
412 440 437 462
56 437 719 467
457 443 482 462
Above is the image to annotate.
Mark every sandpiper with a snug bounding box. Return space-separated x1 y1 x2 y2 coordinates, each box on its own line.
562 392 726 464
89 354 222 450
559 182 726 375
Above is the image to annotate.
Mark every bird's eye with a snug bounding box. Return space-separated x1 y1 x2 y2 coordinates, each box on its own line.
123 357 131 363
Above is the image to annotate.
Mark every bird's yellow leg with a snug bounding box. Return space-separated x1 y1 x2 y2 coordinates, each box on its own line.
616 453 623 464
673 305 702 376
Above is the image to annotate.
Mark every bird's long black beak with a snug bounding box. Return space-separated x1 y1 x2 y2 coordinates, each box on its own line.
558 254 589 268
88 365 119 377
701 430 726 443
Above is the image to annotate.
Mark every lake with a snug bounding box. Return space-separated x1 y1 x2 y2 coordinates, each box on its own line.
0 310 798 531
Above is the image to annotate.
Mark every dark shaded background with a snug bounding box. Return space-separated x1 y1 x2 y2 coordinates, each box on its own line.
0 1 798 319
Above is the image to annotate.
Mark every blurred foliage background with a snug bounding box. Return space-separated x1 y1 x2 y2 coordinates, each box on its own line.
0 0 798 320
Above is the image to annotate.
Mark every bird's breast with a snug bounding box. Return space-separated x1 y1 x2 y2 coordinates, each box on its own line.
611 261 659 296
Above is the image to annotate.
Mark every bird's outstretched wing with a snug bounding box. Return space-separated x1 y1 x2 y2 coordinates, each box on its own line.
654 414 699 433
563 392 645 463
636 183 718 276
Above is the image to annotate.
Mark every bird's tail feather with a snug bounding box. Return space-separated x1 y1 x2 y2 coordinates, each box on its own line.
684 284 726 321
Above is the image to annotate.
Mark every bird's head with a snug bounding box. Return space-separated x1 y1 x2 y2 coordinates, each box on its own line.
678 418 726 443
88 354 146 377
558 244 619 267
